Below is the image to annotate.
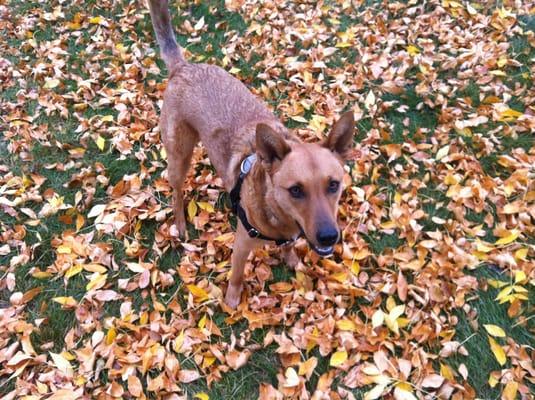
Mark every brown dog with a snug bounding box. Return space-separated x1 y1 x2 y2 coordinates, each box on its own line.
148 0 356 308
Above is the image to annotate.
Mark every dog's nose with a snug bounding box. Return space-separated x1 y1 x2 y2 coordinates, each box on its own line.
316 227 339 246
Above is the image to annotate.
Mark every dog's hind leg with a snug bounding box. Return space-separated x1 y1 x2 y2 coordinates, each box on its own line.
162 120 199 239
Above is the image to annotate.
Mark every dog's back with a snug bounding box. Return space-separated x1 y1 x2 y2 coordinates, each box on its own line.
149 0 283 187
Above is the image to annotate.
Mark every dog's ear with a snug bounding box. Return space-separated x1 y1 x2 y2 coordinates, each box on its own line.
256 124 291 164
324 111 355 159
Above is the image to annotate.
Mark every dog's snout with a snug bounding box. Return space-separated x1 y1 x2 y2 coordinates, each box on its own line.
316 226 339 246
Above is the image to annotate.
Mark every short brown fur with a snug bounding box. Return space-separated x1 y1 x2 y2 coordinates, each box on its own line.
148 0 356 308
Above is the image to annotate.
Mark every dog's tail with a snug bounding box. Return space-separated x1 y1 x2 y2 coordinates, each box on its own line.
147 0 184 68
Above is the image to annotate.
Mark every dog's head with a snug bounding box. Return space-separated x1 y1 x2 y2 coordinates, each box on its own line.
256 112 355 256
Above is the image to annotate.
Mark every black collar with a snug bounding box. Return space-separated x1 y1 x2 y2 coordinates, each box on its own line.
229 154 299 246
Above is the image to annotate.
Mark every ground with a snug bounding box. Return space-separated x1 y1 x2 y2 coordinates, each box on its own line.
0 1 534 399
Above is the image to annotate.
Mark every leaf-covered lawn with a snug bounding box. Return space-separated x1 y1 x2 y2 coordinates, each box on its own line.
1 0 534 399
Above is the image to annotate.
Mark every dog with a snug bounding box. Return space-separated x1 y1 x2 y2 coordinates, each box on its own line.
148 0 356 308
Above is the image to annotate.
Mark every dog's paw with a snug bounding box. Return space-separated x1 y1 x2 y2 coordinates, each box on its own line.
224 284 243 309
175 218 187 240
169 219 188 242
169 224 188 242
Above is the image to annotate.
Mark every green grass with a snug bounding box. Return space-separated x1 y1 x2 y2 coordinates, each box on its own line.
1 0 534 398
449 268 535 399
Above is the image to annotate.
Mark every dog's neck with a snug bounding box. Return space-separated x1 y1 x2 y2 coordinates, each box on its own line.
239 162 301 241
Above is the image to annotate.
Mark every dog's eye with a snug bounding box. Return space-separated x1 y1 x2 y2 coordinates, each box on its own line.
288 185 305 199
327 180 340 193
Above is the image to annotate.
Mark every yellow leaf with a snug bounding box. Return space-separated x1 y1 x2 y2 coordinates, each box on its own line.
52 296 77 307
514 270 526 283
496 285 513 301
57 245 72 254
350 260 360 275
331 271 348 283
498 108 523 122
76 214 84 231
354 248 370 260
61 351 75 361
202 356 216 368
86 273 107 291
495 230 519 245
476 240 494 253
308 114 326 133
488 374 499 388
187 284 209 302
497 55 508 67
406 45 420 56
502 381 518 400
394 383 417 400
214 232 234 242
514 248 528 261
106 327 116 345
512 285 528 293
198 314 207 329
187 199 198 222
440 363 454 381
490 70 506 77
386 296 396 312
89 16 102 24
488 279 508 289
43 79 60 89
67 22 81 30
174 330 185 353
298 357 318 378
32 271 53 279
329 350 347 367
139 311 148 325
336 319 357 332
64 264 82 279
197 201 214 212
84 263 107 273
488 336 507 366
194 393 209 400
483 324 506 338
380 220 396 229
385 314 399 334
95 135 105 151
397 317 410 328
101 115 114 122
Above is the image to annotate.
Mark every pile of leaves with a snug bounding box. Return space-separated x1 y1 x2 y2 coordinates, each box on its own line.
0 0 534 399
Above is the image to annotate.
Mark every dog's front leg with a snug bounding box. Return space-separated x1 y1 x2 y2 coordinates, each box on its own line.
225 222 259 309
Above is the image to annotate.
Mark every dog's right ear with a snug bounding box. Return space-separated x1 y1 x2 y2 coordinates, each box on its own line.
256 124 291 164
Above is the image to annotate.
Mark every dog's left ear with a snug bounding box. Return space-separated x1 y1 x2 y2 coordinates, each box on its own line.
324 111 355 159
256 124 291 164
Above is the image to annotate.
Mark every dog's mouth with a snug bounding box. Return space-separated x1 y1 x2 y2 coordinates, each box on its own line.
311 244 334 256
